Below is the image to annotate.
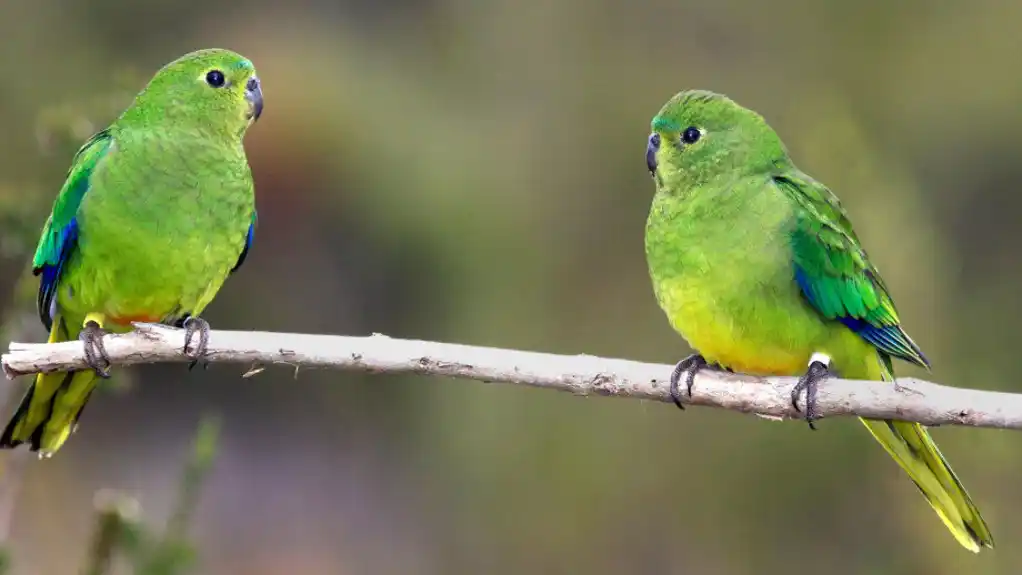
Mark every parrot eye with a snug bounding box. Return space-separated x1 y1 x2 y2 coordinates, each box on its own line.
205 70 226 88
682 127 702 144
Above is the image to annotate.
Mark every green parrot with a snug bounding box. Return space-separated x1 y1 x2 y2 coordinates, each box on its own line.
0 48 263 456
643 90 993 552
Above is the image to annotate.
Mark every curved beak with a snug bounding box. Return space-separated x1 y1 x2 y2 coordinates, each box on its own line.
245 75 263 121
646 132 660 175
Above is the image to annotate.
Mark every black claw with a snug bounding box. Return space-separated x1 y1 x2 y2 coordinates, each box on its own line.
79 321 112 378
669 354 708 410
791 360 829 430
182 317 211 362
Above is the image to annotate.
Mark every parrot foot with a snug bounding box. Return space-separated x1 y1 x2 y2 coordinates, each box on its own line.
181 316 211 370
669 353 708 410
79 321 112 379
791 353 831 430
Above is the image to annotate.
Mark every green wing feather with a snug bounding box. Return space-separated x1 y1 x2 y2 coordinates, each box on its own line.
33 129 113 330
773 170 929 368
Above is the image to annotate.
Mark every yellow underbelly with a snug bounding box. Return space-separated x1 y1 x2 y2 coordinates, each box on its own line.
655 277 881 379
668 304 809 376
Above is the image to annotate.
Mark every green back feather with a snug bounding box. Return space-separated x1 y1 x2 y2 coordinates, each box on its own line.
774 171 930 368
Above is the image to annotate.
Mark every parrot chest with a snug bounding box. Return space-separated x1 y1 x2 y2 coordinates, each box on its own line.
645 192 829 375
59 137 254 324
653 273 819 375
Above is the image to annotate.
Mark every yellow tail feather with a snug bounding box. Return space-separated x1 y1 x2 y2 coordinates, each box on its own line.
853 353 995 551
0 317 99 456
861 418 993 551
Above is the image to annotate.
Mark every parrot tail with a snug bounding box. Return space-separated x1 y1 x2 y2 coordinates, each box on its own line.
0 317 99 455
859 354 994 552
860 418 993 551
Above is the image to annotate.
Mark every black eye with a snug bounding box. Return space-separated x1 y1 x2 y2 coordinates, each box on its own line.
205 70 226 88
682 127 701 144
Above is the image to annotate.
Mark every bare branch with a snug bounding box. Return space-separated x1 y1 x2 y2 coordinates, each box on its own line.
2 322 1019 429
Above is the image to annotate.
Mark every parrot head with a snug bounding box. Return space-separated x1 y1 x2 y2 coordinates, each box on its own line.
646 90 787 191
119 48 263 137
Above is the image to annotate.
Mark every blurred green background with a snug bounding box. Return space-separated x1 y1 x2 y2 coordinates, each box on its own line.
1 0 1021 573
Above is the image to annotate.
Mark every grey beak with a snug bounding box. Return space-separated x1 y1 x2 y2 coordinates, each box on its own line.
245 75 263 121
646 132 660 174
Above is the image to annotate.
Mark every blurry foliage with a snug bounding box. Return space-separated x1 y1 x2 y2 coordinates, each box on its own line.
0 416 219 575
0 0 1022 574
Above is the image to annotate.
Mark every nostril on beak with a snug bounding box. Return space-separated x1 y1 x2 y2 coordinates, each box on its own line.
246 76 260 92
646 133 660 174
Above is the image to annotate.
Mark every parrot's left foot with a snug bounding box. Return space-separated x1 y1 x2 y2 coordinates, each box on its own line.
180 316 211 370
669 353 710 410
790 353 830 430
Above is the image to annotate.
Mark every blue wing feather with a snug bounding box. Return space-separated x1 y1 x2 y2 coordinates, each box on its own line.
36 219 80 331
230 211 256 274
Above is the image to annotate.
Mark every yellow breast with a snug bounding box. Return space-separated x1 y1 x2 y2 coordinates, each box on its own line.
654 278 811 376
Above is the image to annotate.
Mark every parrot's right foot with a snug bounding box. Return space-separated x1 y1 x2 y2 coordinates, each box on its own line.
669 354 708 410
79 321 112 378
181 316 211 370
790 353 830 430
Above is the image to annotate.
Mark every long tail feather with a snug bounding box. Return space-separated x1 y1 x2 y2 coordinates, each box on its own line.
0 316 99 455
861 355 994 551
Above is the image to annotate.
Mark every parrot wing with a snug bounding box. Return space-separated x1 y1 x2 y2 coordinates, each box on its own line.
32 129 114 330
773 170 930 368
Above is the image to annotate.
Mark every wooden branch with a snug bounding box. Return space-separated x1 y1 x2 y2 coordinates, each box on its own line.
2 322 1019 429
